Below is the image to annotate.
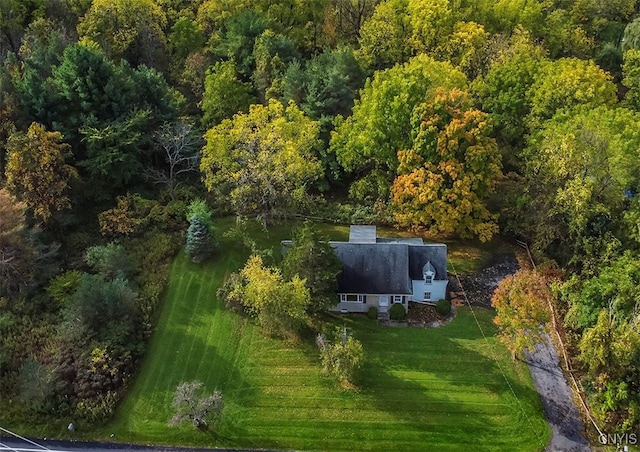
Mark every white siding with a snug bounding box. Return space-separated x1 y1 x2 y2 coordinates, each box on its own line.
411 280 447 303
332 294 409 313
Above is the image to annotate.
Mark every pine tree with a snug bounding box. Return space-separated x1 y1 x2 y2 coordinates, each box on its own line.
185 215 214 263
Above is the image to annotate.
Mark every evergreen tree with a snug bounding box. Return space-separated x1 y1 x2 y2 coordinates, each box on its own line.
185 215 214 263
281 221 342 314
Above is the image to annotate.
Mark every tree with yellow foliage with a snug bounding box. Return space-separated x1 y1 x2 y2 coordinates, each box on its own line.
391 87 502 241
491 269 552 359
201 99 323 225
5 122 77 223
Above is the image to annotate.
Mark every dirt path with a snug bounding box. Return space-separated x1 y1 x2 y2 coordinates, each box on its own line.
525 335 591 451
458 257 591 451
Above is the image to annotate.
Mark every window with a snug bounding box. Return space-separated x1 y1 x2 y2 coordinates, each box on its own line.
424 275 433 284
424 292 431 301
393 295 404 304
342 294 365 302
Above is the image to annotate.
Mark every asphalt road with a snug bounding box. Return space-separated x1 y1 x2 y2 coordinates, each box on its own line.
0 437 275 452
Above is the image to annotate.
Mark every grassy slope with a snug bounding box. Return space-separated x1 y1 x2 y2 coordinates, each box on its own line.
97 220 550 451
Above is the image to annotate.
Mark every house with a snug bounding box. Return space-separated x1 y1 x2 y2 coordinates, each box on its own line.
329 225 448 314
281 225 448 314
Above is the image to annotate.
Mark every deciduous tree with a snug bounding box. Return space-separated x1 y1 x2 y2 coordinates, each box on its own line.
330 0 380 43
77 0 168 69
526 58 617 130
200 60 256 127
563 252 640 330
329 54 466 201
438 21 489 79
577 309 640 429
523 106 640 263
5 122 77 223
622 49 640 110
407 0 454 55
0 189 35 296
474 39 546 151
391 88 502 241
355 0 411 69
240 255 310 337
145 121 201 200
169 380 223 429
491 269 552 359
201 99 322 225
168 17 204 61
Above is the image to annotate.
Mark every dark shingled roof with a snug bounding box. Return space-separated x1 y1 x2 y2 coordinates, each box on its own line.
331 243 413 294
408 245 447 281
282 232 447 296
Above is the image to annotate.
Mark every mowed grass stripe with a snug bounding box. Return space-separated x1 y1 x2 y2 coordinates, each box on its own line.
101 221 550 451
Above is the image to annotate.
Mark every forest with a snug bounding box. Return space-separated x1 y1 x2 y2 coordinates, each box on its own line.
1 0 640 439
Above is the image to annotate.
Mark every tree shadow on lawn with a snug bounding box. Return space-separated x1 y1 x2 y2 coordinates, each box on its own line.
341 314 549 450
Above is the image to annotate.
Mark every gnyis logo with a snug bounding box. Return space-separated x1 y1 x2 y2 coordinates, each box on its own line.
598 432 638 445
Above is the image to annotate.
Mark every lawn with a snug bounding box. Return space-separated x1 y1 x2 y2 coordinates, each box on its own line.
95 220 550 451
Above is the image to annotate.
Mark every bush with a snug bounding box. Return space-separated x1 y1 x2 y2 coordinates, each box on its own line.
436 298 451 316
316 327 365 387
367 306 378 319
389 302 406 321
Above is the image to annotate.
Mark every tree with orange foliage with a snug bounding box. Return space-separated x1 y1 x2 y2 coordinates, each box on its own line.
491 269 552 359
391 87 502 241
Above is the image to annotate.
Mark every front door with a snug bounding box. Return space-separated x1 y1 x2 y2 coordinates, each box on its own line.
379 295 389 312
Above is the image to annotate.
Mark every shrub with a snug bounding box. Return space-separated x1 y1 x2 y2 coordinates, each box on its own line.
436 298 451 316
217 272 245 313
367 306 378 319
389 302 406 321
47 270 83 304
316 327 364 387
85 242 133 279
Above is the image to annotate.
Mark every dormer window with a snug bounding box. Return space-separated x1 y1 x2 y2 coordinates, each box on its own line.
422 260 435 284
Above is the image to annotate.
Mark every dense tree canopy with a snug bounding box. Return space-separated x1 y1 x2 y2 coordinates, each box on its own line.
77 0 168 69
0 189 36 296
526 58 617 130
523 106 640 262
3 0 640 435
200 60 256 127
329 54 466 201
392 88 502 241
201 99 322 223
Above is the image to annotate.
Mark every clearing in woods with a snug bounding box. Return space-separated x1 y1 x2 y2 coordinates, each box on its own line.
98 220 550 451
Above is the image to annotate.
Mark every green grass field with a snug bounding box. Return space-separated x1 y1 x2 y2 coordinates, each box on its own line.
95 221 550 451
